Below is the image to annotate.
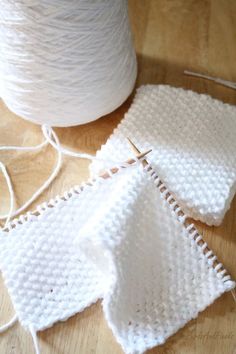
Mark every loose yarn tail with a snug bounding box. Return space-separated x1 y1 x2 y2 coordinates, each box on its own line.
0 314 18 333
184 70 236 90
0 162 15 228
0 140 48 152
41 125 124 166
0 125 135 228
0 139 50 228
0 127 62 226
29 326 41 354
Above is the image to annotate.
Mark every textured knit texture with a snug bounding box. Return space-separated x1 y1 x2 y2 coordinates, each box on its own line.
90 85 236 225
0 163 234 354
0 179 113 331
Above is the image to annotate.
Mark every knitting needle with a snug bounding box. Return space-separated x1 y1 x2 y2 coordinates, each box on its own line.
100 148 152 180
126 138 148 166
127 138 235 290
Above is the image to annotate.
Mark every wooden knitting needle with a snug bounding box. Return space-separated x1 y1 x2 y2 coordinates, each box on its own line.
126 137 148 166
100 147 152 180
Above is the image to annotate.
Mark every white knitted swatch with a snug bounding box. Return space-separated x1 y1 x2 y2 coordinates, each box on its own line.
90 85 236 226
0 179 111 331
0 163 234 354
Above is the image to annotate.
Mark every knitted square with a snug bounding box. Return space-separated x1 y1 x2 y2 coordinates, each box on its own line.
0 178 110 332
90 85 236 225
78 163 234 353
0 163 234 354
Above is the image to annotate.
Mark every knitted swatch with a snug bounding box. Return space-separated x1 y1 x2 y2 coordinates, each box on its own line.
90 85 236 226
0 182 107 332
0 163 234 354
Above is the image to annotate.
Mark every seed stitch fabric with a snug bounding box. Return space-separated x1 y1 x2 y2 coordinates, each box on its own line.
0 177 112 331
0 163 234 354
90 85 236 226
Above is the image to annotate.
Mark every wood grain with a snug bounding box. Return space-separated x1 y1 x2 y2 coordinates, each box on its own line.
0 1 236 353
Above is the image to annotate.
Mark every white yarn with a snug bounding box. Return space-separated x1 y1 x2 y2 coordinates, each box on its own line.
184 70 236 89
0 162 15 227
0 139 50 228
0 0 137 126
0 314 18 333
29 326 41 354
0 125 137 227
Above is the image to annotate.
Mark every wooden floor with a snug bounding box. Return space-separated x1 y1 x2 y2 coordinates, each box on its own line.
0 1 236 353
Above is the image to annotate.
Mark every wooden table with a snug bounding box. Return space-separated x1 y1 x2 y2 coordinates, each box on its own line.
0 1 235 353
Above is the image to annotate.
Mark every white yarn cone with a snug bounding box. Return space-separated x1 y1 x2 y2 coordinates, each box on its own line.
0 0 137 127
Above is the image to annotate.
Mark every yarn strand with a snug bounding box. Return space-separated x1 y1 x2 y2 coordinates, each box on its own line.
0 125 137 227
41 125 126 166
0 140 48 152
0 314 18 333
0 162 15 228
184 70 236 90
29 326 40 354
0 128 62 223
